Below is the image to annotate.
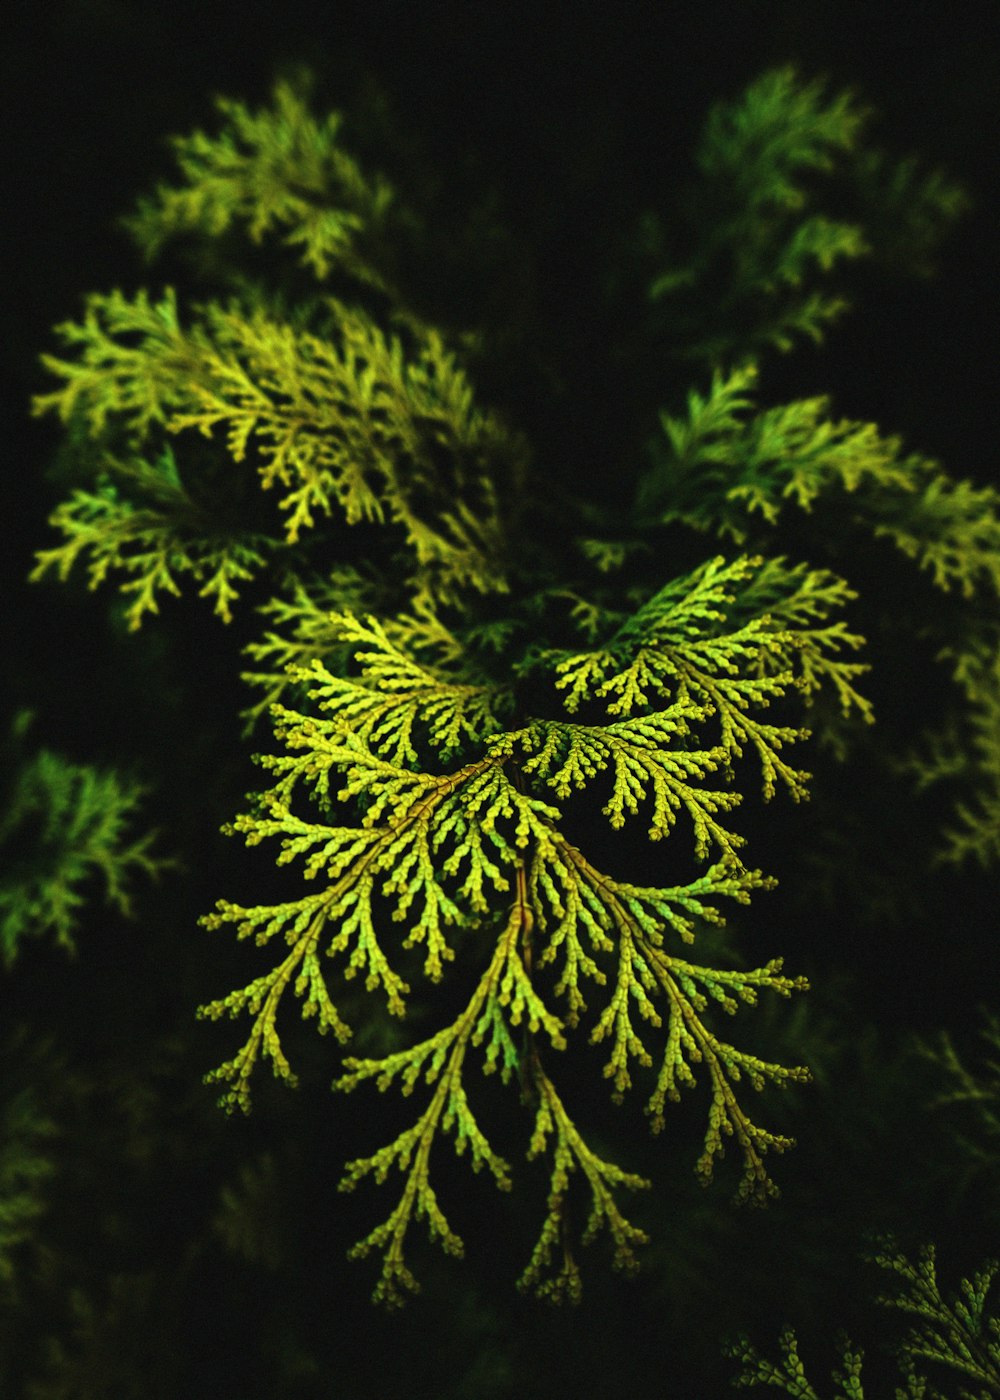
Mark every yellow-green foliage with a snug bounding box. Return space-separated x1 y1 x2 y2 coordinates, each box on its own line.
635 351 1000 857
123 74 396 288
727 1241 1000 1399
28 67 996 1307
32 287 525 623
198 554 870 1303
638 361 1000 601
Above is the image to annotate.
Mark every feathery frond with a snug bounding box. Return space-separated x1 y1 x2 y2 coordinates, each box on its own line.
0 724 169 967
123 75 396 289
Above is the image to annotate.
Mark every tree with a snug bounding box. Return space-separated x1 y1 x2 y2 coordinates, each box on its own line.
8 58 997 1393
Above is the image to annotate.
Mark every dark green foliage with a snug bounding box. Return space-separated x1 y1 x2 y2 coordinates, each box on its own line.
0 1074 56 1290
727 1240 1000 1398
0 711 169 967
640 66 968 362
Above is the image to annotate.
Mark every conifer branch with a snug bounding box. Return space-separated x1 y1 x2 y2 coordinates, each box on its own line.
643 66 965 363
29 65 991 1322
200 616 811 1291
728 1241 1000 1398
517 1063 651 1303
122 76 397 290
29 446 272 629
0 737 170 967
335 892 547 1306
33 290 528 618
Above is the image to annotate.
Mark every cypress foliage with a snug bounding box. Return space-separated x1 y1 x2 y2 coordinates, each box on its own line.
9 58 998 1394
